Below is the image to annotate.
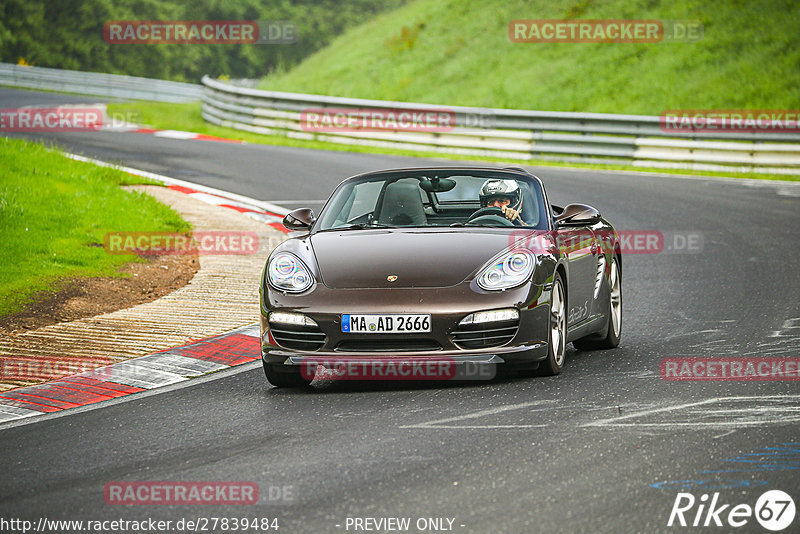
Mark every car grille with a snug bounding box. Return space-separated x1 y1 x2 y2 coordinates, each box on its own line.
269 323 326 351
451 319 519 349
336 339 442 352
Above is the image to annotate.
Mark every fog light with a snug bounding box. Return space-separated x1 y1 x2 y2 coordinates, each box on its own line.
459 308 519 325
269 311 318 327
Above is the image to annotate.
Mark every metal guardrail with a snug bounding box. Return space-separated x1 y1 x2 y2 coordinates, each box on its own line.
0 63 202 103
202 76 800 174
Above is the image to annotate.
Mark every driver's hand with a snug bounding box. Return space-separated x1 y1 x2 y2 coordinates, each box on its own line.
501 205 521 222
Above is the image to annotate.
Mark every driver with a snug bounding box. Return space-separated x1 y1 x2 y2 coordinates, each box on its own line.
478 179 525 224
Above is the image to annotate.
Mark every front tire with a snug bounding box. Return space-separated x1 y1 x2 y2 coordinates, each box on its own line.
536 273 567 376
263 362 312 388
573 255 621 351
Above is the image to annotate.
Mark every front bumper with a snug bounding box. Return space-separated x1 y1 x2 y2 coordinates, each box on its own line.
260 281 551 366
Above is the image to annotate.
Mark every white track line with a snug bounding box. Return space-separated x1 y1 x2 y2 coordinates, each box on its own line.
63 152 290 215
400 401 552 429
583 395 800 428
0 361 262 431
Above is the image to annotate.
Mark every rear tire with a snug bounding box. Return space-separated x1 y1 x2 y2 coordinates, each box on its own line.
535 273 567 376
573 255 621 351
263 362 312 388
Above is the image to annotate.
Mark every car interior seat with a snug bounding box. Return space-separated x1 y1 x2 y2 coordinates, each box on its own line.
520 185 540 227
376 181 427 226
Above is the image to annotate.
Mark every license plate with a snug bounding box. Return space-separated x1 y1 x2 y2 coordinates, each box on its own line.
342 314 431 333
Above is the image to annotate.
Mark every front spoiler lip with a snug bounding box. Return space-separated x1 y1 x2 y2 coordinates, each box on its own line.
262 341 547 364
282 354 507 366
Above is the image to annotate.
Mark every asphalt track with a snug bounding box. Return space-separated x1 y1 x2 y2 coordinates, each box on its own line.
2 88 800 533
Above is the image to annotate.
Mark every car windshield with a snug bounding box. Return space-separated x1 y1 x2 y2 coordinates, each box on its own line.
315 171 549 231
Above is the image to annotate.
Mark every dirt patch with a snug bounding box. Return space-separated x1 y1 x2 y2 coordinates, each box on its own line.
0 254 199 335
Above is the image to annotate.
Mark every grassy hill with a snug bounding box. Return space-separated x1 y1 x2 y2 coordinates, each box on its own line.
258 0 800 114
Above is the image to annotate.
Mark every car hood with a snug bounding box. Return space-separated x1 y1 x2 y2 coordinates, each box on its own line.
310 228 519 289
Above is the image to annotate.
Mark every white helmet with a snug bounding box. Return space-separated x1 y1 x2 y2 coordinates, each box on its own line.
479 179 522 211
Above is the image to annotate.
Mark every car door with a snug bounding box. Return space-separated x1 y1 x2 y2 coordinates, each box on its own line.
556 223 599 326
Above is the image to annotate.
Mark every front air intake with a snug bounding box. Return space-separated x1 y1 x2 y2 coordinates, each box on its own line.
451 319 519 349
269 322 326 351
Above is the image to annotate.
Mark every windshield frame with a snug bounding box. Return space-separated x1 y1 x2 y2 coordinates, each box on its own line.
311 167 551 233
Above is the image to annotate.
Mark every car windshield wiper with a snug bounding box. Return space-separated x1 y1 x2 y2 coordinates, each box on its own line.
322 223 394 231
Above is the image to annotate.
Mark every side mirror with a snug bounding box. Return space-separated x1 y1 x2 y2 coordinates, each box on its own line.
555 203 601 226
283 208 315 230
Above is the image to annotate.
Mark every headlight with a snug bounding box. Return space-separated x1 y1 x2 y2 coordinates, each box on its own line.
268 253 314 293
477 249 535 291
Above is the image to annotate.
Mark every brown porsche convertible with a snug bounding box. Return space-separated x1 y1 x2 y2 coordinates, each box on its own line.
259 167 621 387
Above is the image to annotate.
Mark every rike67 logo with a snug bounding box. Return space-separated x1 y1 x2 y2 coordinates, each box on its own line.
668 490 795 531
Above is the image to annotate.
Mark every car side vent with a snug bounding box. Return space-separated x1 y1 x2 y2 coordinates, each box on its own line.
451 319 519 349
269 323 326 351
594 256 606 298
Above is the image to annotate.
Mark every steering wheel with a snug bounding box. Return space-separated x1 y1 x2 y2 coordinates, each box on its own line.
466 207 519 227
